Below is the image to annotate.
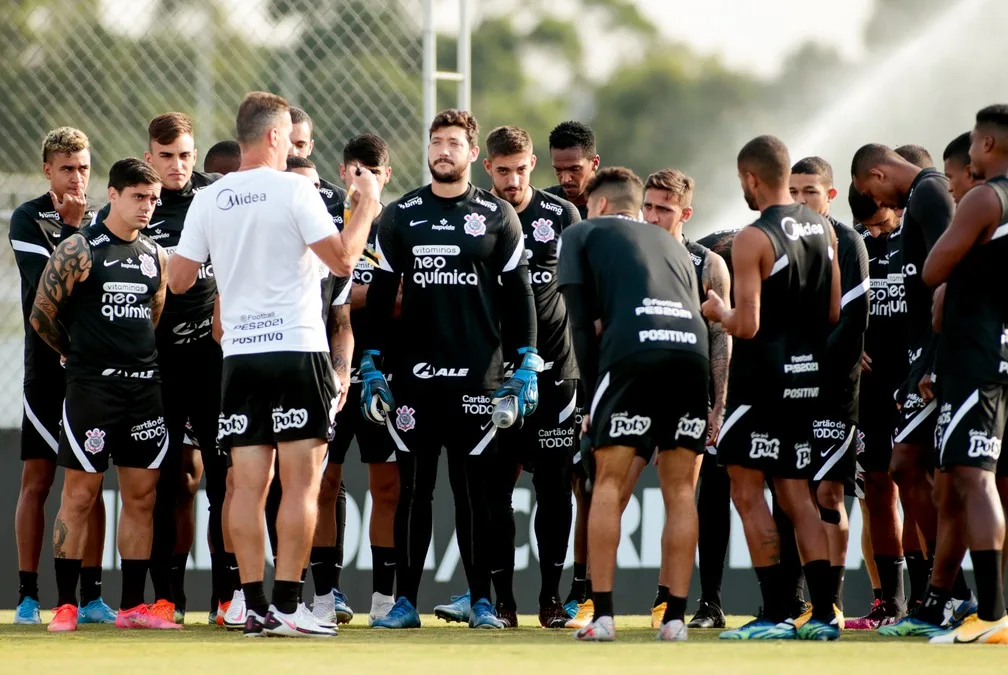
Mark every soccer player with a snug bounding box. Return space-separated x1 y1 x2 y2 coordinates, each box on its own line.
557 167 709 642
8 127 114 624
545 121 600 219
168 91 381 637
852 143 976 636
204 140 241 175
943 132 982 204
843 186 908 629
363 109 538 630
895 144 935 169
789 157 870 628
641 168 731 629
922 103 1008 644
432 125 579 629
705 135 841 641
36 158 176 632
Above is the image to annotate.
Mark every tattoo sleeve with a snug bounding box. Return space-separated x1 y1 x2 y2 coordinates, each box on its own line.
150 246 169 328
328 304 353 380
705 254 732 410
30 234 91 357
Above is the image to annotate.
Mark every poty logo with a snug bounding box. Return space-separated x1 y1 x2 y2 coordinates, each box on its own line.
749 436 780 459
676 416 706 440
540 200 563 216
473 195 498 212
464 213 487 237
780 217 825 241
796 443 811 469
967 432 1002 460
218 414 249 440
531 218 556 243
609 413 651 437
272 407 308 432
84 428 106 454
412 363 469 379
395 406 416 432
216 189 267 210
398 196 423 210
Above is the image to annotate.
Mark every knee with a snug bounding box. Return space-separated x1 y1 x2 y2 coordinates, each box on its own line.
123 485 157 515
318 469 342 502
889 448 924 485
729 477 765 515
19 475 53 503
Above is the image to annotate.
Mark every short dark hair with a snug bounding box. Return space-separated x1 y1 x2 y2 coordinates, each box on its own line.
148 112 193 147
848 183 879 223
894 144 934 169
851 143 901 179
976 104 1008 128
429 109 479 147
285 155 315 171
289 106 312 132
485 126 533 159
343 133 390 167
791 156 834 187
548 121 596 156
737 135 791 188
584 166 644 213
644 168 695 208
943 132 972 166
108 158 161 192
236 91 290 145
203 140 241 174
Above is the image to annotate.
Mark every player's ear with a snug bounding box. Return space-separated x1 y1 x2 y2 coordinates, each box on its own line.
530 154 537 171
591 154 601 171
827 186 837 201
681 206 693 222
338 163 347 183
42 162 52 181
469 144 480 163
192 148 198 165
107 186 117 203
144 151 153 165
868 167 885 183
383 166 392 183
308 138 315 156
483 158 493 175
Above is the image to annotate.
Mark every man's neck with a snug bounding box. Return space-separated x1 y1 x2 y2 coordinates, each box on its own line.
606 210 635 219
756 189 794 212
104 214 139 242
493 186 533 213
985 159 1008 179
431 177 469 199
238 146 276 172
569 191 587 206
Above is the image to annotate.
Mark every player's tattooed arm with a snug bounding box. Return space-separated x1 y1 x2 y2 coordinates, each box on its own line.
328 303 353 411
30 233 91 357
704 251 732 439
150 245 169 328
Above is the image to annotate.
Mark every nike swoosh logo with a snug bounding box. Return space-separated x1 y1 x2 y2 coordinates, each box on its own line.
103 259 119 267
481 419 494 431
148 220 165 229
820 446 834 458
554 380 564 386
410 219 427 227
383 562 396 568
868 258 876 263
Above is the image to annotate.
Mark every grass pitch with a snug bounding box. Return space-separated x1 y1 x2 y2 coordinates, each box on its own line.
2 611 1006 674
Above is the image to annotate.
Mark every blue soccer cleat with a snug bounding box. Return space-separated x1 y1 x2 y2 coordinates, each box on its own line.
469 598 504 629
948 594 978 628
719 618 796 640
371 597 421 629
563 598 580 619
797 618 840 641
877 615 949 638
78 597 117 624
14 597 41 624
434 590 471 624
332 589 354 624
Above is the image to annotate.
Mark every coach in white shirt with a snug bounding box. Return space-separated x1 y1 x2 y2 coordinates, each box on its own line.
167 91 379 636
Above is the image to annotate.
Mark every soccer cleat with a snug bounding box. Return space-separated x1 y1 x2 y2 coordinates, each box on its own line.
797 618 840 641
311 593 337 625
14 597 42 625
371 597 422 629
115 604 182 629
495 602 518 628
207 609 216 625
719 618 796 640
563 598 580 619
298 603 337 632
565 599 595 629
947 594 978 628
929 614 1008 644
687 600 726 629
790 603 844 630
261 604 336 638
243 610 265 638
470 598 504 629
877 615 948 638
657 619 688 641
845 599 905 630
332 589 354 624
369 592 395 626
215 600 230 627
148 598 176 624
174 609 185 624
223 590 247 630
434 590 471 624
651 602 666 630
78 597 117 624
575 615 615 641
539 597 570 628
48 604 79 632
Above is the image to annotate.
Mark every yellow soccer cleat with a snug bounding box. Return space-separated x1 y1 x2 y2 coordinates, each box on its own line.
651 602 667 629
791 604 844 630
565 599 595 629
929 614 1008 644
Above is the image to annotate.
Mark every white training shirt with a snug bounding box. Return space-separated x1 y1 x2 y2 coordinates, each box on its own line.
175 167 338 357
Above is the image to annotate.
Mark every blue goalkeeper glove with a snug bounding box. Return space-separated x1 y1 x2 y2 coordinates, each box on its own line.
360 350 395 425
491 347 544 428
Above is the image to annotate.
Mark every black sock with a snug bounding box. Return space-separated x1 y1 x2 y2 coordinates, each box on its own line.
310 546 337 597
332 563 343 592
299 567 308 604
120 559 149 610
18 571 39 604
567 563 587 604
873 587 883 601
223 552 241 597
875 555 906 610
914 584 952 625
662 594 688 623
804 560 834 624
905 551 932 606
754 564 784 622
951 567 972 601
272 579 301 615
830 565 845 610
243 581 269 617
80 566 102 605
592 590 613 620
149 560 171 603
585 577 593 599
372 546 396 596
170 553 188 611
210 552 225 607
54 559 82 608
653 584 670 608
539 561 564 607
970 550 1006 621
334 481 346 591
492 568 516 611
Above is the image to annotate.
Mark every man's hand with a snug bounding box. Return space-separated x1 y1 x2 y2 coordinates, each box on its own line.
360 350 395 424
491 347 543 427
347 163 381 207
918 372 935 402
50 187 88 227
581 413 591 436
931 283 946 334
701 289 727 324
861 352 872 373
334 369 350 413
707 406 724 445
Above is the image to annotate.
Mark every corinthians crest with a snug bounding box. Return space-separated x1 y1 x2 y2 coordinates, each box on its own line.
84 428 106 454
531 218 555 243
395 406 416 432
463 212 486 237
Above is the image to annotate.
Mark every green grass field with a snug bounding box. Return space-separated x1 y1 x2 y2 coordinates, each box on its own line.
2 612 1006 674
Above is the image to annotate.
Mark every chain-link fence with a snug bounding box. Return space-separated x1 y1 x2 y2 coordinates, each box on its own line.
0 0 427 427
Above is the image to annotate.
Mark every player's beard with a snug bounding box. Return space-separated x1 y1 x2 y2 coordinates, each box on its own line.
742 185 758 210
429 159 466 184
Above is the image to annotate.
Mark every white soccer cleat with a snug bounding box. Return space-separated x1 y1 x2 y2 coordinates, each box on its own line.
369 592 396 626
299 602 337 632
311 594 338 626
262 604 336 638
223 590 247 630
657 619 688 641
575 615 616 642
